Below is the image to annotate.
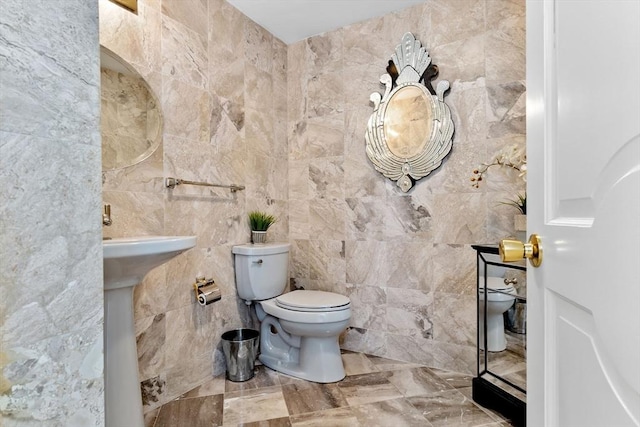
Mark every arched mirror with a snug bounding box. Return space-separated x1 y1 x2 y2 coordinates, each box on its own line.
100 47 163 171
365 32 454 192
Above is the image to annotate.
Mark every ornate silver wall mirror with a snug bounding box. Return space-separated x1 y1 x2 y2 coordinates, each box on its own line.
100 46 163 171
365 32 454 192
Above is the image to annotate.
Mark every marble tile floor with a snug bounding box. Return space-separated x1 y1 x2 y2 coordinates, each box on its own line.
145 351 517 427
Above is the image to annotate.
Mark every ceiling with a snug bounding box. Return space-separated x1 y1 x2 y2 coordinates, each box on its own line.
226 0 425 44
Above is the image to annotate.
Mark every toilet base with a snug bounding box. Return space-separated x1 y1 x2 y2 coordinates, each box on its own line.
479 312 509 352
260 335 346 383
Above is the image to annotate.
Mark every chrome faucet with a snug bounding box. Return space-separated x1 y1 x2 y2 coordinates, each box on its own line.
103 204 112 226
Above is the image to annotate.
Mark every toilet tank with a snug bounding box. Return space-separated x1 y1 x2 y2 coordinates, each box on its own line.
232 243 290 301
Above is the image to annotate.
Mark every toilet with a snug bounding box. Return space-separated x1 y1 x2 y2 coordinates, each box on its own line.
478 276 517 352
232 243 351 383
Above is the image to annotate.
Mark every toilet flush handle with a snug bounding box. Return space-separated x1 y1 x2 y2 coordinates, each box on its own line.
253 259 263 265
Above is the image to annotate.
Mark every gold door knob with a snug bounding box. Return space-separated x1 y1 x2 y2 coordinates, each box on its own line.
499 234 543 267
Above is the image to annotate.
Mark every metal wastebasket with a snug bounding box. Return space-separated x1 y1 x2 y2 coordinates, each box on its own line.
505 299 527 334
221 328 259 382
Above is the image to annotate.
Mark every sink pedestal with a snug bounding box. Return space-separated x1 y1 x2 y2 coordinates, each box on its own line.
105 285 144 427
102 236 196 427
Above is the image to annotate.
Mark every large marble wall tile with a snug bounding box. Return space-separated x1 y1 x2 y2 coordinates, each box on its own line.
346 195 431 241
161 15 208 90
100 0 162 75
136 313 166 380
345 240 390 286
245 64 274 112
245 106 275 158
430 244 477 295
1 1 103 423
289 160 310 200
306 32 343 71
427 0 486 48
446 86 488 143
306 114 345 159
341 327 387 356
1 326 104 424
485 0 525 85
134 265 170 319
308 240 346 284
244 20 274 73
413 141 486 195
209 5 245 134
344 284 387 331
162 77 211 142
432 292 476 347
306 72 344 118
419 193 487 244
1 3 99 144
102 190 164 238
161 0 208 38
386 288 434 339
309 157 345 200
289 200 310 240
430 36 486 91
1 133 103 344
290 239 311 280
308 199 346 241
163 304 216 370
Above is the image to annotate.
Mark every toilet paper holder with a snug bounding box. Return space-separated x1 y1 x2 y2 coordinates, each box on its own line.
193 276 221 306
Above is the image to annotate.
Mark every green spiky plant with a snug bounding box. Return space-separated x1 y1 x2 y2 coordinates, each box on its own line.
500 193 526 215
248 211 277 231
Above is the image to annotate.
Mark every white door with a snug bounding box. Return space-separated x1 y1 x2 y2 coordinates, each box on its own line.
527 1 640 426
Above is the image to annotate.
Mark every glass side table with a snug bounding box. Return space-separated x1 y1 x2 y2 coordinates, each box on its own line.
472 244 526 427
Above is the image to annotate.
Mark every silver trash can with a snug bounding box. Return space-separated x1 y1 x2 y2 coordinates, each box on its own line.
505 300 527 334
221 329 259 382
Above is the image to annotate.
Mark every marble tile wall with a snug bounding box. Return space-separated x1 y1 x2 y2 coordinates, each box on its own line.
99 0 289 411
288 0 526 374
0 0 104 425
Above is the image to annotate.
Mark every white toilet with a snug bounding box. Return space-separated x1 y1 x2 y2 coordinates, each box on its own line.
478 276 517 352
232 243 352 383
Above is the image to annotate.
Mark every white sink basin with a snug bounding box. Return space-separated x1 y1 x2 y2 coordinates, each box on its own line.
102 235 195 427
103 235 196 290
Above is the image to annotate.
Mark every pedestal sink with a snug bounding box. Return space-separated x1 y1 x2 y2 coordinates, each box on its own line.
103 236 196 427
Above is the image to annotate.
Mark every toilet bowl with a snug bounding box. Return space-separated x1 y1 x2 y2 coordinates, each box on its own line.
478 276 517 352
232 243 352 383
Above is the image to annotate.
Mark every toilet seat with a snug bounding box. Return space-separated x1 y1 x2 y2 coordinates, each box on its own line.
256 291 351 323
479 276 517 293
276 290 350 312
479 277 517 301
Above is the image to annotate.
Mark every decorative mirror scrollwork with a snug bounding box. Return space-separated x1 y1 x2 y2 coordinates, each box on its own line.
365 32 454 192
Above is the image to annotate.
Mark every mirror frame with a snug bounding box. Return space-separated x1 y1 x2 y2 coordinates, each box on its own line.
365 32 454 192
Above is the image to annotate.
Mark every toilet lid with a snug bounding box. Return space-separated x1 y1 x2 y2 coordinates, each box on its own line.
275 290 351 312
479 276 516 292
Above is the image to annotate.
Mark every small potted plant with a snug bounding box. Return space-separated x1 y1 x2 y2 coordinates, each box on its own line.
248 211 276 244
